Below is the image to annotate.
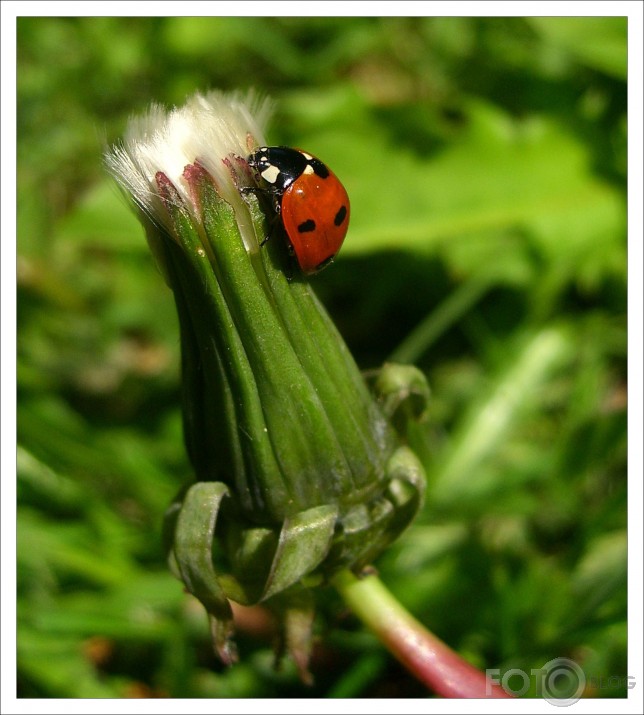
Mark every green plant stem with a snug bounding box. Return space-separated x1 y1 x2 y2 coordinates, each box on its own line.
332 569 511 698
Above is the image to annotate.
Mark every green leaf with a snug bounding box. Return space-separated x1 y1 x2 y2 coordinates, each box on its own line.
527 17 627 79
335 103 624 291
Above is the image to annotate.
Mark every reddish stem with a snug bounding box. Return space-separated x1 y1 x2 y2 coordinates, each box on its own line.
333 569 512 698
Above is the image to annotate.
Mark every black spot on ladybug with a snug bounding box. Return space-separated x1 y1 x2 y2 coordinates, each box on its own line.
298 219 316 233
310 159 330 179
334 205 348 227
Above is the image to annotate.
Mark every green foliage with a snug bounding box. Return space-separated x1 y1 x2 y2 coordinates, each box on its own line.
17 16 626 698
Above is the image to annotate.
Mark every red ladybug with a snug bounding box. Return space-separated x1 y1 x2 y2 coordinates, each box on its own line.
247 146 350 274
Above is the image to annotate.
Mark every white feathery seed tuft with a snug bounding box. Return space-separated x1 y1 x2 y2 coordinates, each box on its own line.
105 90 272 235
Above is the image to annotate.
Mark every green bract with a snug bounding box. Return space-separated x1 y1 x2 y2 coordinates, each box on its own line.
105 91 427 677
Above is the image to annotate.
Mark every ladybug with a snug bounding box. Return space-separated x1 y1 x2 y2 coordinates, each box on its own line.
247 146 350 274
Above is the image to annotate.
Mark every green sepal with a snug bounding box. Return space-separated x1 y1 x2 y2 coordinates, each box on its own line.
329 498 397 572
214 503 338 604
371 363 431 435
172 481 235 663
383 446 427 542
323 447 426 573
269 586 316 685
263 504 338 600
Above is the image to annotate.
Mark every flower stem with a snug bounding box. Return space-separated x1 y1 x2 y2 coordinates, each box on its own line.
332 569 512 698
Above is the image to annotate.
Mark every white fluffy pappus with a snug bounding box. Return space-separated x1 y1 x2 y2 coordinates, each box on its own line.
104 90 272 238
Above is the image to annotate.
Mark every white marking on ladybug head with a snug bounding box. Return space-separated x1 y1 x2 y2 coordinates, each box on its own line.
301 152 313 160
303 164 315 175
261 164 281 184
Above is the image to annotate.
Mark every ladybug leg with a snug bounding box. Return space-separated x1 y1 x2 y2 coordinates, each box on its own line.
239 185 266 196
241 185 281 213
242 188 282 246
260 212 282 247
240 185 281 200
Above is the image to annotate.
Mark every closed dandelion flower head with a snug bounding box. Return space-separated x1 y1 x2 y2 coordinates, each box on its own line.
105 89 426 678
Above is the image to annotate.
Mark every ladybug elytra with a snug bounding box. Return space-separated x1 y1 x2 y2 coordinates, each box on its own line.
247 146 350 275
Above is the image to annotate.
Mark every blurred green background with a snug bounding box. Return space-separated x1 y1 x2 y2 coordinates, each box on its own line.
17 16 627 698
